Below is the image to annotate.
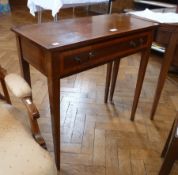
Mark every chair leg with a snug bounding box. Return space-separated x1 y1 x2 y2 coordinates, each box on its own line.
159 138 178 175
1 79 11 104
22 97 47 149
161 119 176 157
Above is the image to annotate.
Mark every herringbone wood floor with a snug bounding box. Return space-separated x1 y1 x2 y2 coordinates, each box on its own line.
1 6 178 175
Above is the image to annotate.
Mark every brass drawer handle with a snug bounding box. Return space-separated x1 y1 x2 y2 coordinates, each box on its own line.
89 52 94 58
139 38 144 44
73 56 89 64
74 56 81 63
73 52 94 64
129 40 137 48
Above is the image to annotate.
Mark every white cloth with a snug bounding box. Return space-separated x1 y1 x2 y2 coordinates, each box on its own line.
28 0 63 17
28 0 109 17
63 0 109 5
129 9 178 24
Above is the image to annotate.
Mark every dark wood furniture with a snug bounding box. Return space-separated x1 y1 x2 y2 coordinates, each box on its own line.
133 1 178 68
0 65 57 174
159 114 178 175
150 23 178 119
0 65 11 104
9 0 27 6
11 14 157 170
0 65 46 147
109 16 178 120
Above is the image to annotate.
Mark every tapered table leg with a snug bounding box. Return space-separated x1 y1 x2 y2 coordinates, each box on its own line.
130 50 150 121
159 139 178 175
104 62 113 103
109 59 121 102
161 118 176 158
47 76 60 170
46 54 61 170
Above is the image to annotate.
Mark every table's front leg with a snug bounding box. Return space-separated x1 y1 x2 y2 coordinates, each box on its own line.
150 31 178 120
47 74 60 170
130 49 150 121
47 77 60 170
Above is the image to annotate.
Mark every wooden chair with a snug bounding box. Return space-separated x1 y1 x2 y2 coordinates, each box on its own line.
0 65 11 104
0 65 57 175
159 115 178 175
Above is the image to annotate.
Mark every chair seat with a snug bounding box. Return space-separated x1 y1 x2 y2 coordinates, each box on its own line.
0 102 57 175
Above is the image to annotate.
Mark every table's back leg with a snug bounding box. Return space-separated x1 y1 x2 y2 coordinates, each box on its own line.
16 36 32 88
109 58 121 102
104 62 113 103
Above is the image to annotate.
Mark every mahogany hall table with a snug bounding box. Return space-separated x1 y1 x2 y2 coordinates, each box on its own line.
12 14 157 170
150 23 178 120
109 15 178 120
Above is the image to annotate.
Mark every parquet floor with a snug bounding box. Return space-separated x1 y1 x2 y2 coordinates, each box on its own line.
1 6 178 175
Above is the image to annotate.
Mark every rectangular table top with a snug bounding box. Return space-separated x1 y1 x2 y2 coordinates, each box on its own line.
12 14 158 51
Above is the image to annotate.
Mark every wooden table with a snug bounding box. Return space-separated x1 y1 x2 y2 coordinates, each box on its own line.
12 14 157 170
150 23 178 119
109 16 178 120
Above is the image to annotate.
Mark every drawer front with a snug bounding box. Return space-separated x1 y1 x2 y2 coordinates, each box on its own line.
59 32 150 77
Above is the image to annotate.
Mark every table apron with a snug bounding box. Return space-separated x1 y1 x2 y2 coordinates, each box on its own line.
20 30 153 78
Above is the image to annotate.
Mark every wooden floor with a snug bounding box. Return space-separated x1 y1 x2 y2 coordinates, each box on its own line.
1 7 178 175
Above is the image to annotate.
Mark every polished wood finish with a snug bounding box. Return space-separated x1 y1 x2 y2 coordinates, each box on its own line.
159 115 178 175
16 36 32 88
131 47 152 121
109 58 120 101
105 62 113 103
3 8 178 174
46 51 61 169
110 43 153 120
12 13 157 170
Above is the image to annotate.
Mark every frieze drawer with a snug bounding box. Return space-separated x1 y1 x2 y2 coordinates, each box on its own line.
58 31 150 77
